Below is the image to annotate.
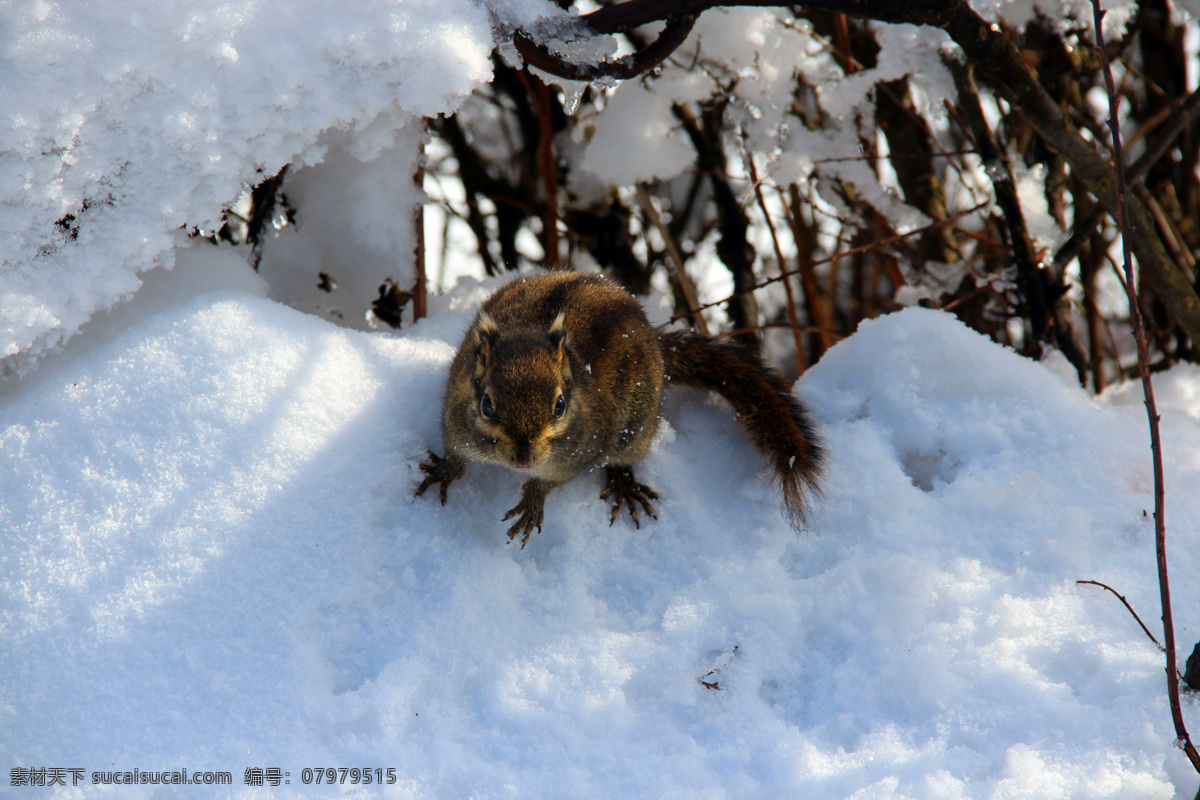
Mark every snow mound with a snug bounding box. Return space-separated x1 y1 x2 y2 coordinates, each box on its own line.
2 286 1197 797
0 0 526 368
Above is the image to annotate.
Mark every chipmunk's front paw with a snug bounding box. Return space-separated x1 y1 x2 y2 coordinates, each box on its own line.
601 465 659 529
502 498 544 548
502 480 548 548
415 451 465 505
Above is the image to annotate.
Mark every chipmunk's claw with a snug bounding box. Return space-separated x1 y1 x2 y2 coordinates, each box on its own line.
503 482 548 548
415 450 465 505
601 466 659 530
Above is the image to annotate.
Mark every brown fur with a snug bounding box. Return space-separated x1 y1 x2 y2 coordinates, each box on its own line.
658 330 824 526
416 271 824 545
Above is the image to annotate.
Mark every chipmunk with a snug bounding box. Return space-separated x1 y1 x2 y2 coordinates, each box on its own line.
415 271 824 546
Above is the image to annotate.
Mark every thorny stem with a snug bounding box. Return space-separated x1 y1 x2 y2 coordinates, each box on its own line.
1090 0 1200 777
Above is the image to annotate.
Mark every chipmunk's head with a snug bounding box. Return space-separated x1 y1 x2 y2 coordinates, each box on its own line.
468 311 578 475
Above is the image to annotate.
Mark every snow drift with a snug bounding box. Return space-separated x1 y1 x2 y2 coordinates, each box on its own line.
1 258 1197 797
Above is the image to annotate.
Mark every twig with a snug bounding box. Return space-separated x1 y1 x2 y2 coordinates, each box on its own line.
518 71 561 265
672 101 759 344
1090 0 1200 776
949 58 1048 338
513 14 696 82
412 119 428 323
245 164 289 272
718 322 844 341
783 185 836 358
1076 580 1162 650
1133 183 1196 282
941 281 998 312
636 183 709 335
1053 81 1200 273
831 12 856 75
665 201 988 324
742 142 806 374
811 149 977 165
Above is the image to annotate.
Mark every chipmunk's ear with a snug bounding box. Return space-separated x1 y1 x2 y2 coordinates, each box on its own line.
474 311 499 367
548 312 568 363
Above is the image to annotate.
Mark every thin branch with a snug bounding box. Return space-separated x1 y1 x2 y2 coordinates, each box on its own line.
1054 81 1200 273
718 322 845 341
413 120 428 323
1076 580 1163 650
636 183 709 335
742 142 806 374
812 148 977 165
665 201 988 324
949 60 1047 335
1091 0 1200 776
1134 183 1196 282
518 0 1200 343
513 14 696 82
515 70 561 266
783 184 837 358
672 100 760 345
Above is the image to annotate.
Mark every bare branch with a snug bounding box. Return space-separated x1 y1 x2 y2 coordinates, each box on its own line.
636 183 710 335
742 143 807 374
666 201 989 324
1076 580 1163 650
513 14 696 82
1090 0 1200 776
510 0 1200 342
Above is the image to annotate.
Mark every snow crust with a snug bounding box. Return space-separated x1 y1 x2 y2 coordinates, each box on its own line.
0 0 507 366
4 0 1199 796
2 263 1197 797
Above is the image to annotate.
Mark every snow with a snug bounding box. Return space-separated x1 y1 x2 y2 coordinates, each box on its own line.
2 254 1198 797
4 0 1200 796
0 0 543 368
255 124 428 329
578 78 700 186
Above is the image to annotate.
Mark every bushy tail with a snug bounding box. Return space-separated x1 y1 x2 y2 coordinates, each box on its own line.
659 330 824 525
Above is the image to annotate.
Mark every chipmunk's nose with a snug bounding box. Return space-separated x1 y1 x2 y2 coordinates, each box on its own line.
511 442 532 469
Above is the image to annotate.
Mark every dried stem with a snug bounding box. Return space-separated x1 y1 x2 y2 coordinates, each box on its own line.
513 0 1200 343
518 72 561 265
782 185 836 360
742 144 806 374
412 120 428 323
1090 0 1200 776
666 201 988 325
513 13 696 82
1076 580 1163 650
636 183 709 335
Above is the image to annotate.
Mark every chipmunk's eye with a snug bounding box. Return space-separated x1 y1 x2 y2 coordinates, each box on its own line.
553 393 566 418
480 393 495 419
